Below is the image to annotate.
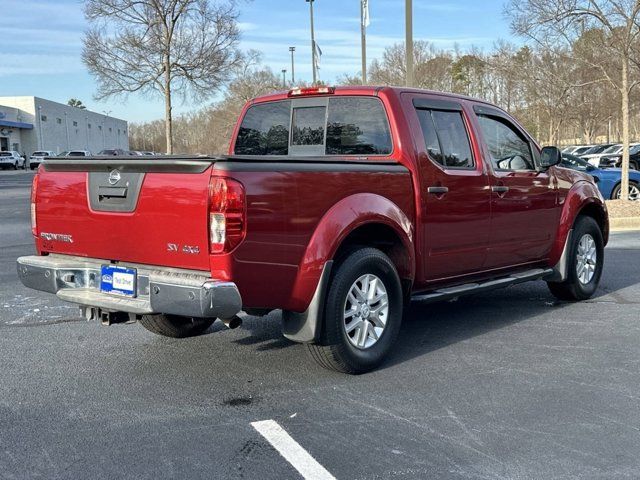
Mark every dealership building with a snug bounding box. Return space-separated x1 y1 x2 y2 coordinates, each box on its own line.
0 96 128 156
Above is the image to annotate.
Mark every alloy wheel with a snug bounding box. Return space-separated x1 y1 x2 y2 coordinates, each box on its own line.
576 234 597 285
343 274 389 349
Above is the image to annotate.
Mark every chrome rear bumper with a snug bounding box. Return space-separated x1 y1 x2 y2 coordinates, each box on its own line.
16 254 241 319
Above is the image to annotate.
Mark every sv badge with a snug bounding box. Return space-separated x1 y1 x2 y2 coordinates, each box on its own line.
167 243 200 254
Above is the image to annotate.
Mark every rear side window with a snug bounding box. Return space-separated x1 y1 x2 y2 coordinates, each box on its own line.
416 109 474 168
326 97 392 155
235 101 290 155
476 115 534 171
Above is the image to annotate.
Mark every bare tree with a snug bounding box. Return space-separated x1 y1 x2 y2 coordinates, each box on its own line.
507 0 640 200
130 52 282 154
67 98 87 109
83 0 242 154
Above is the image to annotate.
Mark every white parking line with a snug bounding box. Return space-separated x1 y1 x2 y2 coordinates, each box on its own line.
251 419 336 480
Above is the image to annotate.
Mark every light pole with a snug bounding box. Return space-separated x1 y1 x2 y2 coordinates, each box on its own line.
289 46 296 83
405 0 413 87
85 116 89 150
281 69 287 88
306 0 317 84
361 0 367 83
64 111 70 149
37 105 44 150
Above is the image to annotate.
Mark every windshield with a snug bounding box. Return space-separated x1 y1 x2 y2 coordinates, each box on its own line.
33 151 49 156
630 144 640 155
562 153 592 170
603 145 622 154
573 146 591 155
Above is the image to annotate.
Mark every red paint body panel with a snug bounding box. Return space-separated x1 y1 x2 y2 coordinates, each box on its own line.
36 170 212 271
33 86 608 314
208 169 414 311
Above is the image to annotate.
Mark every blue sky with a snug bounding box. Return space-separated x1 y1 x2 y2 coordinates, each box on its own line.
0 0 516 123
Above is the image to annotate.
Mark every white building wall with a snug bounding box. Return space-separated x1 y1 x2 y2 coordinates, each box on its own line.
0 96 129 156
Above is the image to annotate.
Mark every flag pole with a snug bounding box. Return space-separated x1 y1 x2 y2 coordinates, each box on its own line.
307 0 317 84
361 0 367 84
405 0 413 87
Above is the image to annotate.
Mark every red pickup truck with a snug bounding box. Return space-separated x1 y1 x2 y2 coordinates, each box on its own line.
17 86 608 374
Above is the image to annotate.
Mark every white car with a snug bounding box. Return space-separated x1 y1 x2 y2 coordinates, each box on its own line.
583 144 639 167
57 150 92 157
0 151 26 170
28 150 56 170
563 145 589 155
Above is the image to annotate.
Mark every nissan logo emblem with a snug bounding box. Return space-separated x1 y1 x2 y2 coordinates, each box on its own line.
108 169 121 185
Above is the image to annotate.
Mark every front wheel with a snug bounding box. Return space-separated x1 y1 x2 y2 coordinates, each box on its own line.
307 247 403 374
547 216 604 301
611 181 640 201
12 162 18 170
139 314 214 338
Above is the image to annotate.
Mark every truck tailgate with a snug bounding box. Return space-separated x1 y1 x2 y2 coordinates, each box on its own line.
35 159 213 271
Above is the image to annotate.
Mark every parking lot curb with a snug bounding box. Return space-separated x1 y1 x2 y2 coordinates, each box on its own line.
610 216 640 231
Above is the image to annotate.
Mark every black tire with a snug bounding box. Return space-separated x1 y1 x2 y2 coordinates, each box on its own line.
306 247 403 374
12 162 17 170
139 314 214 338
611 181 640 201
547 216 604 301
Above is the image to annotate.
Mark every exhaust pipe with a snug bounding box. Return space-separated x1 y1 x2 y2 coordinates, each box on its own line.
220 315 242 329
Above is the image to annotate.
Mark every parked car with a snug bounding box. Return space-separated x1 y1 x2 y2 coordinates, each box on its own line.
582 144 630 167
97 149 134 156
17 86 608 374
580 143 616 156
57 150 92 157
572 145 595 156
561 153 640 201
598 144 640 171
132 151 155 156
562 145 584 154
28 150 56 170
0 150 26 169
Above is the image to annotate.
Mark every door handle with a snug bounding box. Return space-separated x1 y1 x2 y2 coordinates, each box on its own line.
491 185 509 194
427 186 449 195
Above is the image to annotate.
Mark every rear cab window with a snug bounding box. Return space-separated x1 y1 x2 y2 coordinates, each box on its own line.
234 95 392 157
414 99 475 170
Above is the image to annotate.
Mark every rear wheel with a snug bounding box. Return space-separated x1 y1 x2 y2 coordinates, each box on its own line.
306 247 403 374
547 216 604 301
12 162 18 170
139 314 214 338
611 181 640 201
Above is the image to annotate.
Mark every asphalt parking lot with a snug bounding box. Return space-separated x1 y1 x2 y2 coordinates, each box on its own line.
1 169 640 479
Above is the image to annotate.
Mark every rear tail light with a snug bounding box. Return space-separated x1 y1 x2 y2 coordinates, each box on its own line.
31 173 39 237
208 177 246 254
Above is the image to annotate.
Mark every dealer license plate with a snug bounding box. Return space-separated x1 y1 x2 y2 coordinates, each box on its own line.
100 265 137 297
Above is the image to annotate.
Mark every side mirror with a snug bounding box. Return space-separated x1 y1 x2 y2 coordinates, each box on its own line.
540 146 561 168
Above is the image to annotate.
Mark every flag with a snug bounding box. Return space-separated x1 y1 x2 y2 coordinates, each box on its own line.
314 41 322 70
362 0 370 28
